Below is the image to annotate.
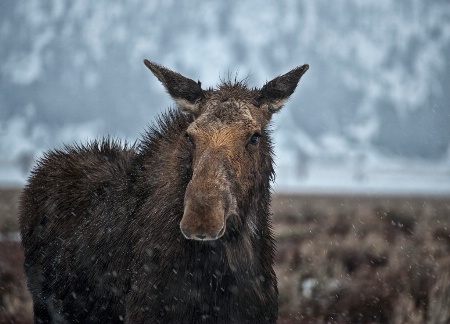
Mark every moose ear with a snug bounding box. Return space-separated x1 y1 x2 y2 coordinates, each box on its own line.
258 64 309 113
144 59 205 115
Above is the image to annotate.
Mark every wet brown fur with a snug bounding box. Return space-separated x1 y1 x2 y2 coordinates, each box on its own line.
19 61 308 323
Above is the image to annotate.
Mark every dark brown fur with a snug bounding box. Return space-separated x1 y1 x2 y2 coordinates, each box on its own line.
19 61 308 323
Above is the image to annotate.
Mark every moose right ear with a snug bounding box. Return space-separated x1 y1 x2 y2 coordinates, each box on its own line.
144 60 205 116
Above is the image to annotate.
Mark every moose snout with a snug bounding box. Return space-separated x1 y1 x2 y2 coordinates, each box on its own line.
180 200 226 241
181 149 237 241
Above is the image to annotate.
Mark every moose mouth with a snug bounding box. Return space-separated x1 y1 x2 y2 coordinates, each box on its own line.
181 223 226 241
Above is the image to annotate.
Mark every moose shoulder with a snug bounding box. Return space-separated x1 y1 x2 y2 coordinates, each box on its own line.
19 60 308 323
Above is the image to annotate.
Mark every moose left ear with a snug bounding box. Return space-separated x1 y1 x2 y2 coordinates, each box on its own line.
258 64 309 113
144 59 205 116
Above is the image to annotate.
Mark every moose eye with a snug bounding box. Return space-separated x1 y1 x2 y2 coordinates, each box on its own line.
249 133 261 145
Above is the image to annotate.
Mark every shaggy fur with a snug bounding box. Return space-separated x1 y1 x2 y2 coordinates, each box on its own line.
20 61 308 323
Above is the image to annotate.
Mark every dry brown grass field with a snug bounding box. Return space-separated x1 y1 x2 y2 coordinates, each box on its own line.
1 188 449 323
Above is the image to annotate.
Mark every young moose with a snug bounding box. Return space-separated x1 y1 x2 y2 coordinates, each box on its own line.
20 60 309 323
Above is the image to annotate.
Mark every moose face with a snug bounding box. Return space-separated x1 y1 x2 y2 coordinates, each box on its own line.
181 97 264 240
144 60 308 240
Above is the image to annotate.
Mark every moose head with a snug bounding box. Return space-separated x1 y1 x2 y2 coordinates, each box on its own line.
144 60 308 241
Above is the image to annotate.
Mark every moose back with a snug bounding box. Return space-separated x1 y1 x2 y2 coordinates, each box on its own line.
20 60 308 323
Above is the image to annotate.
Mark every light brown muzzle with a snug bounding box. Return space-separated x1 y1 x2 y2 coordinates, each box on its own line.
180 149 236 241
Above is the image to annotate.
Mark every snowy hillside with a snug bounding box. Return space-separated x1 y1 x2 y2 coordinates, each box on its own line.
1 0 449 193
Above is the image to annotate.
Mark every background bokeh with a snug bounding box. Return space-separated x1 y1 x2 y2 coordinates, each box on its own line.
1 0 449 193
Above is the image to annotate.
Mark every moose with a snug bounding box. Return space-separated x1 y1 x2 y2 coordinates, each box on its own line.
19 60 309 323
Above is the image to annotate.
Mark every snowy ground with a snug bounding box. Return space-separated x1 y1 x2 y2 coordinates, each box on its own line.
273 147 450 195
273 162 450 195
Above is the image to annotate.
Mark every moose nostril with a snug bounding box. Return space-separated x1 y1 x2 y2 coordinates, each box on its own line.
195 234 207 240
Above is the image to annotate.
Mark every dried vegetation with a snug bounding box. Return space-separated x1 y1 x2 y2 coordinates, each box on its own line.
274 194 450 323
0 190 449 323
